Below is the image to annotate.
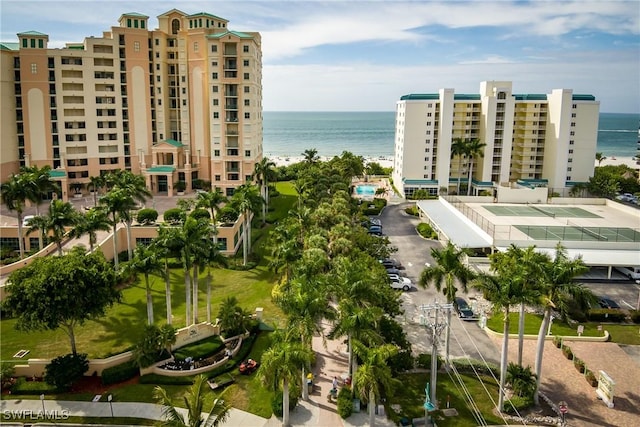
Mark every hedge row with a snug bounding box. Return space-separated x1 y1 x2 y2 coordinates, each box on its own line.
101 360 139 386
10 377 59 395
174 337 224 361
587 309 627 322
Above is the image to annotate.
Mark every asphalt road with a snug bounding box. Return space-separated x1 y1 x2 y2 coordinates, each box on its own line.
375 201 501 365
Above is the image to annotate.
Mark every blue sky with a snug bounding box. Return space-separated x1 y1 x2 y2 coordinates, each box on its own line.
2 0 639 112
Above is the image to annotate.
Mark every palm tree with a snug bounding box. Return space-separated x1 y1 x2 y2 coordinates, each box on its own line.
274 279 336 400
533 245 593 404
69 208 111 252
506 362 537 399
302 148 319 164
595 152 606 166
100 188 136 269
153 374 231 427
268 220 303 284
195 188 227 247
230 183 263 265
43 199 79 255
252 157 276 225
257 330 313 427
88 175 106 207
464 138 486 196
419 241 475 303
201 244 226 323
153 225 184 325
473 272 527 412
490 245 548 366
22 165 58 216
352 340 398 427
451 138 466 195
25 214 48 251
124 245 166 325
1 173 33 258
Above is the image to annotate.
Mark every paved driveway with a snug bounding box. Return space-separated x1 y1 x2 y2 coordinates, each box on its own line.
375 201 500 364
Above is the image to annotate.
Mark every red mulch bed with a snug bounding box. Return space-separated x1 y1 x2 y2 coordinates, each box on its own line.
69 375 141 394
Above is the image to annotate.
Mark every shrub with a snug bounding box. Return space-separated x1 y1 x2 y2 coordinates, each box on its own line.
175 181 187 192
553 336 562 348
629 310 640 324
502 395 533 414
163 208 185 224
189 208 211 221
562 345 573 360
506 363 537 399
404 206 419 216
101 361 138 385
44 353 89 391
573 358 585 373
271 389 300 417
10 377 59 395
1 363 16 392
451 359 500 377
136 208 158 225
585 369 598 387
218 206 240 223
587 309 627 322
416 353 442 370
337 386 353 419
416 223 438 239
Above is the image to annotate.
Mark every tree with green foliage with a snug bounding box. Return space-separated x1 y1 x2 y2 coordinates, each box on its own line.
473 272 529 411
587 166 623 198
595 152 606 166
217 296 251 337
302 148 319 164
490 245 546 366
99 188 137 268
257 330 313 427
533 245 594 404
352 340 398 427
506 362 537 399
154 374 231 427
153 225 182 325
44 353 88 391
419 241 475 303
464 138 486 195
22 165 59 216
25 214 49 251
124 244 166 325
88 175 106 207
132 324 176 368
230 183 263 265
451 137 467 195
196 187 227 246
40 199 79 255
69 207 111 252
1 173 33 258
4 249 120 355
252 157 276 225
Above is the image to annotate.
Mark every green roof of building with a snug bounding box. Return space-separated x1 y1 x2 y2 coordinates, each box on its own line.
67 44 84 50
122 12 149 18
0 42 20 51
48 170 66 178
187 12 227 21
146 166 176 173
207 30 253 39
400 94 440 101
164 139 183 147
403 179 439 185
454 94 481 101
572 94 596 101
17 31 48 36
514 94 547 101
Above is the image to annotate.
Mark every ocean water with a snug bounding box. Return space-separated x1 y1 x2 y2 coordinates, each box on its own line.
263 111 639 158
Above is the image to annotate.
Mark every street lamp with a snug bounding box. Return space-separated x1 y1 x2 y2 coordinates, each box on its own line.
40 394 45 413
547 315 555 336
108 394 113 417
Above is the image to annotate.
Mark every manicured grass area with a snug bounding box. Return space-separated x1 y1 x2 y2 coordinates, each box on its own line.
389 371 505 427
0 183 297 361
485 312 640 344
4 416 154 425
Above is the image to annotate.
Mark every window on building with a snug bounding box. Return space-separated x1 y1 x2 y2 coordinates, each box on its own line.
570 131 575 136
426 130 431 135
212 72 218 79
212 61 217 67
427 112 432 117
213 86 218 93
243 73 249 80
567 167 572 172
571 122 575 127
244 99 250 106
213 99 218 106
569 140 574 145
214 150 220 156
245 150 251 157
213 112 219 118
31 39 36 48
243 59 249 67
244 112 250 119
215 175 221 181
243 45 249 53
567 176 571 180
134 41 140 52
155 38 159 46
568 149 574 154
572 103 577 108
571 113 576 118
568 158 573 163
428 103 432 108
244 86 250 93
22 38 27 48
31 63 37 74
38 39 43 48
194 42 199 52
425 148 430 152
211 45 217 53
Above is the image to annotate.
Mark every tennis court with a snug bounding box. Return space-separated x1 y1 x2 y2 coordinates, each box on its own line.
483 205 601 219
515 225 640 242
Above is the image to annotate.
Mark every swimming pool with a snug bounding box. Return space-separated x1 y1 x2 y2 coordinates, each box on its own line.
354 184 378 196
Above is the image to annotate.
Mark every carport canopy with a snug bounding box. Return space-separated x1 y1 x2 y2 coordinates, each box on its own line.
416 199 493 249
500 247 640 267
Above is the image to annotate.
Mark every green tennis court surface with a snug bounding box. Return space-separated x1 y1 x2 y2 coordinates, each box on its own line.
483 205 601 218
515 225 640 242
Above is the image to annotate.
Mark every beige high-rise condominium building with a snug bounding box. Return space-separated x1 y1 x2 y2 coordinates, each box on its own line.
0 9 262 199
393 81 599 198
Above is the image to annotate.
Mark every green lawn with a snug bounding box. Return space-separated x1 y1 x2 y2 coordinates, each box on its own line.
389 371 506 427
485 312 640 344
1 182 297 361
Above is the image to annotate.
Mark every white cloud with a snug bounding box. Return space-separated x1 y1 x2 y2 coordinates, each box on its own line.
458 55 517 65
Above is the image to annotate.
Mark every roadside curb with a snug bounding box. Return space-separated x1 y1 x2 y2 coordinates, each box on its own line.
483 326 611 342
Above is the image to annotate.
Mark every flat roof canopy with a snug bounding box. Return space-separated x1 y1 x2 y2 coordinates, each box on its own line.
416 200 493 248
497 247 640 267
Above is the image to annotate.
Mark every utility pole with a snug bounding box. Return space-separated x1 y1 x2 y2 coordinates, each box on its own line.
419 301 454 407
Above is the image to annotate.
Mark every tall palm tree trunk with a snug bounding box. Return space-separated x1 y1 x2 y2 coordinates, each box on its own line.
56 241 63 256
184 269 192 326
165 262 172 325
518 303 525 366
283 378 290 427
499 307 510 411
467 158 474 196
457 156 462 195
16 219 26 259
125 221 133 261
145 274 154 325
242 212 249 265
534 308 552 404
192 264 199 324
112 221 119 269
369 389 376 427
206 269 212 323
302 366 309 401
348 334 353 376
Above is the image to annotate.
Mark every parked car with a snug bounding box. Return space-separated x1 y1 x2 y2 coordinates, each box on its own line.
614 266 640 280
598 297 620 309
369 218 382 226
22 215 35 227
616 193 638 203
388 275 415 291
380 258 401 269
386 267 401 276
454 297 475 320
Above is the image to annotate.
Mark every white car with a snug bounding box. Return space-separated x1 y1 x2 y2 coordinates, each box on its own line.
388 275 415 291
22 215 35 227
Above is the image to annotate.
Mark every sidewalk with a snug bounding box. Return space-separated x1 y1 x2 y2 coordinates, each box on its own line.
264 319 396 427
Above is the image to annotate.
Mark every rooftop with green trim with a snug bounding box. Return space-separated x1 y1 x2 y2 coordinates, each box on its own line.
187 12 227 21
17 31 48 37
207 30 253 39
157 139 184 147
121 12 149 18
48 170 66 178
146 166 176 173
0 42 19 51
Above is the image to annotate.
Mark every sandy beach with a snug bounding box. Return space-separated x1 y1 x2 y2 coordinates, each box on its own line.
594 156 639 169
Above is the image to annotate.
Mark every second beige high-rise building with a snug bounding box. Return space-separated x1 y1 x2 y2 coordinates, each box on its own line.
0 8 262 198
